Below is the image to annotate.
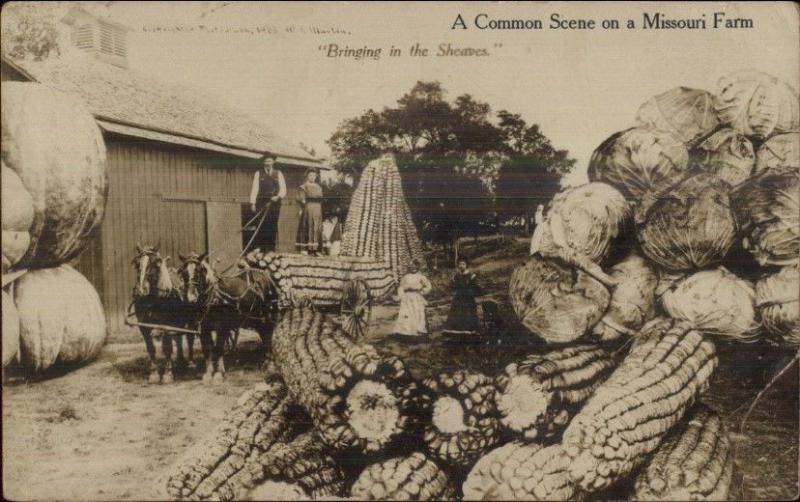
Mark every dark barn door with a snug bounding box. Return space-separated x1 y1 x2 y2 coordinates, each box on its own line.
206 201 244 271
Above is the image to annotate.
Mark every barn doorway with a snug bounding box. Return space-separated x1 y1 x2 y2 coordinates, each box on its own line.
206 201 244 271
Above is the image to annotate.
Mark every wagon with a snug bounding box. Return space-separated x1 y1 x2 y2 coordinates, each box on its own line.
245 251 398 338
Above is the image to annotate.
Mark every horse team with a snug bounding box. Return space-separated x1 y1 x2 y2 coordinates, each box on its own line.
130 245 281 384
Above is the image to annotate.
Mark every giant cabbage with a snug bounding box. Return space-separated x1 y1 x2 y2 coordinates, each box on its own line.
636 173 737 271
755 265 800 346
588 128 690 200
733 172 799 266
662 267 758 340
530 182 630 286
592 253 658 341
714 70 800 140
635 87 719 146
755 133 800 176
691 128 755 186
509 255 610 344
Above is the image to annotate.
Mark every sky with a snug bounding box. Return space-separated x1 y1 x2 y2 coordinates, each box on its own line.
52 2 800 185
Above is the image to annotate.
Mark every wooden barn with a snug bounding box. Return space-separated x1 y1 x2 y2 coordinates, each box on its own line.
2 12 325 332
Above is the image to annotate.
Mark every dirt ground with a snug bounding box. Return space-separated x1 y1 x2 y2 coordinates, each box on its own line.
3 241 798 501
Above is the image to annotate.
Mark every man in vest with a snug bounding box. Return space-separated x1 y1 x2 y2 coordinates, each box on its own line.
249 153 287 252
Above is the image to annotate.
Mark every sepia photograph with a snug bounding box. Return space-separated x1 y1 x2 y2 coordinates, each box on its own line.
1 1 798 500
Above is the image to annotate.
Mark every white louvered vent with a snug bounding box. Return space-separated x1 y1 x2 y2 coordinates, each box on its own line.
98 21 126 58
65 9 129 68
74 24 94 50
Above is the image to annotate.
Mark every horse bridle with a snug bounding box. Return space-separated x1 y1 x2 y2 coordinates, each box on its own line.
179 255 207 302
132 249 162 295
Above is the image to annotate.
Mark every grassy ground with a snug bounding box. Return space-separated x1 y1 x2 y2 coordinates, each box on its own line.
3 238 798 500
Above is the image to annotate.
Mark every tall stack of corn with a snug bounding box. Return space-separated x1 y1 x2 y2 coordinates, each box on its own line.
340 152 426 276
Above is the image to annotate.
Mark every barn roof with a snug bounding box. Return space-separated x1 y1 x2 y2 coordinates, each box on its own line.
8 53 321 167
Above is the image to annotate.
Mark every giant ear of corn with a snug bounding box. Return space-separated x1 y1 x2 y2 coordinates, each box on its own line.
245 251 397 307
562 318 718 492
495 345 616 441
272 308 426 455
633 403 733 501
235 431 347 501
166 379 302 500
340 153 426 277
462 442 578 501
350 452 457 501
420 370 503 468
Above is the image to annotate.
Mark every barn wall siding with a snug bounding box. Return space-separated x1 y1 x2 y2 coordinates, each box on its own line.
73 134 313 333
91 137 260 332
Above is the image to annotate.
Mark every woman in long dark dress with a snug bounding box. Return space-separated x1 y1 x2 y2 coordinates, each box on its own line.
296 169 324 255
442 257 482 336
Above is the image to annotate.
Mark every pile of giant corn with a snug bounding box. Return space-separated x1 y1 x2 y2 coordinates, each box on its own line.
168 70 796 500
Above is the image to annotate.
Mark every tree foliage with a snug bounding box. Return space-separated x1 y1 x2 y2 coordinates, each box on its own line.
1 2 65 62
328 81 576 242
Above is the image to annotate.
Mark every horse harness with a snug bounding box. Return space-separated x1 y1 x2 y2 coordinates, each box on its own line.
200 266 281 327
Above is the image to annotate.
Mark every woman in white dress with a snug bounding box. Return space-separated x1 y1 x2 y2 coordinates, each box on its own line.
392 260 432 339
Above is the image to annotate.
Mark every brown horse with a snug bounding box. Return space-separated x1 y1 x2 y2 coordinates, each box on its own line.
192 256 280 383
130 245 194 384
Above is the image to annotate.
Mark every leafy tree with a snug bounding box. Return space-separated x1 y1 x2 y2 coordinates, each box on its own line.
494 112 576 231
327 81 575 246
1 2 66 62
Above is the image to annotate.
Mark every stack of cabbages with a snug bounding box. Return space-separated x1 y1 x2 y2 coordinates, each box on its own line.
516 69 799 348
2 82 109 374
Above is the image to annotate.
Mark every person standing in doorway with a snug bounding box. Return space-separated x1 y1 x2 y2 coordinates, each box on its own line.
442 257 482 338
296 169 324 255
249 153 287 252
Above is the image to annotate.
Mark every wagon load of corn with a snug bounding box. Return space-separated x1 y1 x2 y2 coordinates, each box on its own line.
340 152 426 277
244 250 396 337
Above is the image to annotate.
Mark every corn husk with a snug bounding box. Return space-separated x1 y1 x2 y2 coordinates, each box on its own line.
588 127 690 201
509 255 610 344
733 171 800 266
636 173 737 271
593 253 658 341
635 87 719 146
662 267 758 340
713 70 800 140
755 265 800 346
691 128 755 186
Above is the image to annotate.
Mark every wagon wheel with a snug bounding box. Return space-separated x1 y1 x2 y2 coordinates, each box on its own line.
341 279 371 339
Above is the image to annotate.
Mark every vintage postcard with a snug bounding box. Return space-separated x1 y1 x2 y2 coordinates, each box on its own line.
1 1 798 500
